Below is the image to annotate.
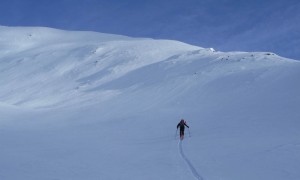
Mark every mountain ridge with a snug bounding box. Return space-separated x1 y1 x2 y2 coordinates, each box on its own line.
0 26 297 109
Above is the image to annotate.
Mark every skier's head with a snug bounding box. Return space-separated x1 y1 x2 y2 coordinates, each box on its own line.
181 119 184 123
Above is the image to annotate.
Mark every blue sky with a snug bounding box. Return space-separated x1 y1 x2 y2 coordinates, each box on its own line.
1 0 299 60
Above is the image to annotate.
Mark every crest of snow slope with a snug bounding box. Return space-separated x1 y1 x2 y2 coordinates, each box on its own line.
0 26 300 180
0 26 201 108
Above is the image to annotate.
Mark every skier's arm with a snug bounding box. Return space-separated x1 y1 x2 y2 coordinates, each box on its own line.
177 123 180 129
185 123 189 128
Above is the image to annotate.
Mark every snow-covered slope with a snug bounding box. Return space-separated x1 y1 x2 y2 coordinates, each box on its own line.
0 26 202 108
0 26 300 180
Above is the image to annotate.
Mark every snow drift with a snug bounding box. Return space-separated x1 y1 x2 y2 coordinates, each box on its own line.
0 26 300 180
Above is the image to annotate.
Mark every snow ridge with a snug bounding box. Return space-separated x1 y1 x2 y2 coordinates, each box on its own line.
179 140 204 180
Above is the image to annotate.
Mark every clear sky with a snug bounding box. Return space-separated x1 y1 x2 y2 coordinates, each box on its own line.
1 0 299 60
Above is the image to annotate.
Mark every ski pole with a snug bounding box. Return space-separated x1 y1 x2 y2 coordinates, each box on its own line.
188 128 191 137
175 128 178 139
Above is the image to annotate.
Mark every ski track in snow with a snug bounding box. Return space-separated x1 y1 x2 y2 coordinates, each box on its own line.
179 140 204 180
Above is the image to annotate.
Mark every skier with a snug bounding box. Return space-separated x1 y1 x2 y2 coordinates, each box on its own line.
177 119 189 140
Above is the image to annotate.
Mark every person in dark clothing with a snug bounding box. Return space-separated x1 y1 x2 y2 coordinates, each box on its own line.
177 119 189 140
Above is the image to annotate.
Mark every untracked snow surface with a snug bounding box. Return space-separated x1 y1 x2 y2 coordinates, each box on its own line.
0 26 300 180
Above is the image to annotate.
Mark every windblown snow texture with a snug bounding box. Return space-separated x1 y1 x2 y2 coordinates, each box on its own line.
0 26 300 180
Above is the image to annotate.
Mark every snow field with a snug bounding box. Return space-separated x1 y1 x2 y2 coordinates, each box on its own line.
0 26 300 180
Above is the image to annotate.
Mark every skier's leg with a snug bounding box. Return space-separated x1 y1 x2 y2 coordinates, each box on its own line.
180 129 184 140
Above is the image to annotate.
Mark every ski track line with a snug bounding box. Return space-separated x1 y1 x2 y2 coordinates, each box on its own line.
179 140 204 180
